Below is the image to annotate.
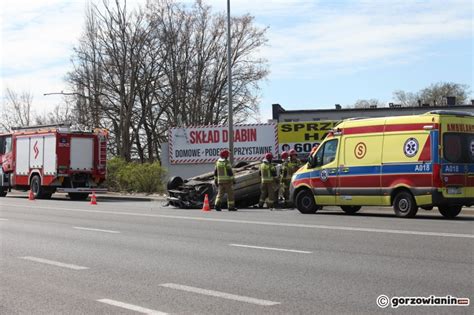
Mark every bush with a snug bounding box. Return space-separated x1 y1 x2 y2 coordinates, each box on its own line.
106 157 166 194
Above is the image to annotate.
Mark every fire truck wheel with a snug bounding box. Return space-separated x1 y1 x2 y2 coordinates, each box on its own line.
30 175 46 199
393 191 418 218
68 193 89 201
295 189 317 214
438 205 462 219
341 206 361 214
0 188 7 197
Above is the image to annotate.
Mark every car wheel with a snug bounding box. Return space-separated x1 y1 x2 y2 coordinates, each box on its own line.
393 191 418 218
68 193 89 201
438 205 462 219
341 206 361 214
167 176 184 191
295 189 317 214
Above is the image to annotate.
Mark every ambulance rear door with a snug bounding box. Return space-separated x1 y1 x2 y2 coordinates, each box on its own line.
441 124 472 198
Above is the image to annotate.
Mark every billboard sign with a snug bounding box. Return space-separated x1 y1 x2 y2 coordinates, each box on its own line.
169 124 278 164
277 121 338 157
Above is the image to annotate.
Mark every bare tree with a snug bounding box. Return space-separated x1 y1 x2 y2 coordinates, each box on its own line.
34 100 76 126
392 90 419 107
353 98 383 108
0 88 34 131
419 82 470 106
67 0 268 161
393 82 470 107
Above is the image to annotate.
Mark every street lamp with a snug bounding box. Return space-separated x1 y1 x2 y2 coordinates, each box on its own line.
227 0 234 164
43 91 84 97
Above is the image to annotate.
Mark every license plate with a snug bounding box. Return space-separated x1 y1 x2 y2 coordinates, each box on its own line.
447 187 462 194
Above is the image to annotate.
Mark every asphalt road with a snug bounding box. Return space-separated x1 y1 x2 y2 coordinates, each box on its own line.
1 194 473 314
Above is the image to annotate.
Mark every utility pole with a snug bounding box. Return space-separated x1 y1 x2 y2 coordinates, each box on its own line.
226 0 234 164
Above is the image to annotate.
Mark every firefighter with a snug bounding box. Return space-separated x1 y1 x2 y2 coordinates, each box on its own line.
288 149 303 172
214 149 236 211
279 151 291 207
258 152 277 210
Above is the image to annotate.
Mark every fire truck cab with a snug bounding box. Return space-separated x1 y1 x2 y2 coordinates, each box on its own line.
0 123 107 200
290 110 474 218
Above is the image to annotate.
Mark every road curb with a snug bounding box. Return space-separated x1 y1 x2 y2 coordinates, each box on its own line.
97 194 166 202
5 191 166 202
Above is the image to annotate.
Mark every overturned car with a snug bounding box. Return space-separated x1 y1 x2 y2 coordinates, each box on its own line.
167 161 280 209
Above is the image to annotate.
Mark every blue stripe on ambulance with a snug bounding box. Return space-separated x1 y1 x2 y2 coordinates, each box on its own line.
294 163 433 181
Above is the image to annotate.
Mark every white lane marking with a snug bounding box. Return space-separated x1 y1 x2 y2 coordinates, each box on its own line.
0 218 8 221
160 283 280 306
73 226 120 234
20 256 89 270
6 204 474 239
97 299 168 315
230 244 312 254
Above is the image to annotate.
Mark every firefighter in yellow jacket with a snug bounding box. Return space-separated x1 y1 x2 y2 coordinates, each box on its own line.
282 149 303 207
288 149 303 173
279 151 291 207
259 153 278 210
214 149 237 211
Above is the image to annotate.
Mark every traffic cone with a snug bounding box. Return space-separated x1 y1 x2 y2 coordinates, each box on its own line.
28 189 35 201
202 194 211 212
90 191 97 205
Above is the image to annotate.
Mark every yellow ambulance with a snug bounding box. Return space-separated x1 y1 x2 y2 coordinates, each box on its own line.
290 110 474 218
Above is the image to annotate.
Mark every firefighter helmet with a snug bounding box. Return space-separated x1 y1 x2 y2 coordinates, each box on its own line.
281 151 289 160
310 144 319 154
265 153 273 160
220 149 230 158
289 149 297 156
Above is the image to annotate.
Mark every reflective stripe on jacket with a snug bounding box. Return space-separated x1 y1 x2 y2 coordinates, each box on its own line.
216 159 233 183
288 159 302 177
281 161 291 180
260 161 276 183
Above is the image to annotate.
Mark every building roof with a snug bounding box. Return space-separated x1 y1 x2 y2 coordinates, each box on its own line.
272 103 474 120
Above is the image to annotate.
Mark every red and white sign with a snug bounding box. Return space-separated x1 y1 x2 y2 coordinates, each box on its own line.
169 124 278 164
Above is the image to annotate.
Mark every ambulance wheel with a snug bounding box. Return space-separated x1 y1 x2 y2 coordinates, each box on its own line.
0 188 7 197
30 175 46 199
393 191 418 218
295 189 317 214
438 205 462 219
68 193 89 201
341 206 361 214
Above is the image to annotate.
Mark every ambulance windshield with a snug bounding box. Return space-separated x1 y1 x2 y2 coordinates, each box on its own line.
443 133 473 163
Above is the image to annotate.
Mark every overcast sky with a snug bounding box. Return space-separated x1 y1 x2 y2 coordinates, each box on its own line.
1 0 473 121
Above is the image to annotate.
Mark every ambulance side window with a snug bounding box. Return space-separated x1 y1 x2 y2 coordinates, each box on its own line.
311 139 338 167
322 139 338 165
468 135 474 163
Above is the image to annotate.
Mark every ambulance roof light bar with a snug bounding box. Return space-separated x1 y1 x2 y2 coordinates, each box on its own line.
427 110 474 117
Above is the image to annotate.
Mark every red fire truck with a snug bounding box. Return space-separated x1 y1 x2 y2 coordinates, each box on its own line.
0 123 107 200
